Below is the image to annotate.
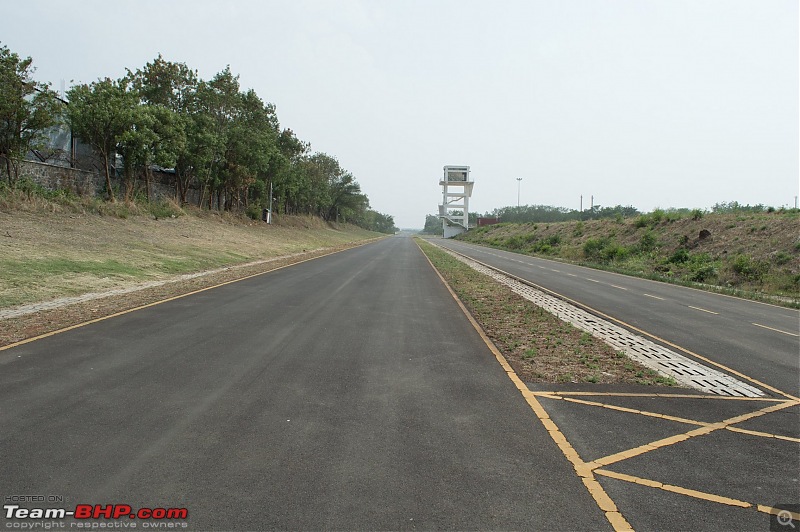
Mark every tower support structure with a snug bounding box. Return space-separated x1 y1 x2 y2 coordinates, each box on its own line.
438 165 474 238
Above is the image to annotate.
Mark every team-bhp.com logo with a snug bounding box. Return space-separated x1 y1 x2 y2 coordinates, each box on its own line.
4 504 188 527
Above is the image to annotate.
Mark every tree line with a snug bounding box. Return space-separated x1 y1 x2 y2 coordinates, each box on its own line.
421 204 642 233
0 43 397 233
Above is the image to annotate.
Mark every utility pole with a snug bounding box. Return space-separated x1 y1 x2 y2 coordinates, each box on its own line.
590 195 594 219
516 177 522 207
580 195 583 213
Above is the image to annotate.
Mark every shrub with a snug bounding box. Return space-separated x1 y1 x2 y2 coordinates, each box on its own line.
732 255 769 282
639 231 657 252
583 237 609 261
601 242 630 262
148 199 184 220
686 253 718 282
669 248 690 264
774 251 791 265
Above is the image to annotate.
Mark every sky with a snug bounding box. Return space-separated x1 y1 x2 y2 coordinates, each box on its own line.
4 0 798 228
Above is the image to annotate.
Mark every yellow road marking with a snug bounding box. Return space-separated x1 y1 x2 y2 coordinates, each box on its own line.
643 294 665 300
595 470 751 508
688 305 719 315
537 393 798 440
752 323 799 337
531 391 785 401
418 241 633 531
556 396 710 427
758 505 800 520
726 426 800 443
585 400 799 469
0 240 381 353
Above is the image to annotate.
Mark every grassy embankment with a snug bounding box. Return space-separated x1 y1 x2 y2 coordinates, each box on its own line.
417 238 677 386
0 184 380 309
457 210 800 306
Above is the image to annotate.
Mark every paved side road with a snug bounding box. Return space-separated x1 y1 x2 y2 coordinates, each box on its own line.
0 236 608 530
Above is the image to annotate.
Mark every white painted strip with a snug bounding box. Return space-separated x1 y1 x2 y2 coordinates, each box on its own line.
587 278 600 283
752 323 799 337
688 305 719 315
610 284 628 291
643 294 665 300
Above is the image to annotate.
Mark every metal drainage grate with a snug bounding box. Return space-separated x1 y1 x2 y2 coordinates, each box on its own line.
439 246 764 397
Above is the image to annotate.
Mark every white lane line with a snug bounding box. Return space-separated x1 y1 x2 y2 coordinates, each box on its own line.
610 284 628 290
688 305 719 315
566 273 577 277
643 294 665 300
752 323 799 337
587 278 600 283
550 269 561 272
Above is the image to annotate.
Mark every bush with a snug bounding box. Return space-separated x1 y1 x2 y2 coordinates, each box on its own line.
639 231 657 252
505 235 527 250
687 258 717 282
731 255 769 282
669 248 690 264
601 242 630 262
774 251 791 265
583 237 609 261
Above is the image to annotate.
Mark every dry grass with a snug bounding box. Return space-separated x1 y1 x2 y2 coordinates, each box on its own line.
459 211 800 304
0 241 378 348
0 204 378 309
417 239 678 386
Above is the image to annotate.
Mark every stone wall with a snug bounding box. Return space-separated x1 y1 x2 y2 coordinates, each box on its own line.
14 160 193 203
16 159 100 197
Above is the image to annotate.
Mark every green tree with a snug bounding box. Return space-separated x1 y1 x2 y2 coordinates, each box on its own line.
422 214 442 234
0 43 60 185
127 55 196 202
67 78 141 202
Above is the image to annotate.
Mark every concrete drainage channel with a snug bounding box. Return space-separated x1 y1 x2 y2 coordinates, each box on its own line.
435 244 764 398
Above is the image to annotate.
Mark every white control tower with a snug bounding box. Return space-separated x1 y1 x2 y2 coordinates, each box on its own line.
438 165 474 238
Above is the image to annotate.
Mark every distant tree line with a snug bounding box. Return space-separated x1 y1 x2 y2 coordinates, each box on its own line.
421 200 796 233
0 43 397 233
421 204 640 232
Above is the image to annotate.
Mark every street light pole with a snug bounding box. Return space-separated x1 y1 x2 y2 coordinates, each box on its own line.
516 177 522 207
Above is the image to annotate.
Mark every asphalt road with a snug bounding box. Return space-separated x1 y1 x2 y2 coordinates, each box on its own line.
0 236 610 530
433 238 800 398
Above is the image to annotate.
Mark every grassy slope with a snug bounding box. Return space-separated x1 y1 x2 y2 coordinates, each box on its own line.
0 198 380 308
457 211 800 305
